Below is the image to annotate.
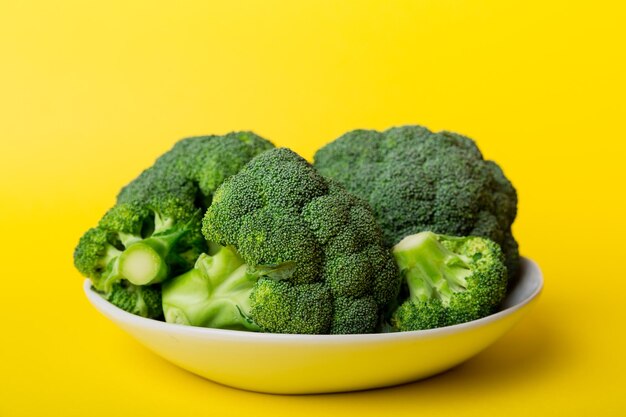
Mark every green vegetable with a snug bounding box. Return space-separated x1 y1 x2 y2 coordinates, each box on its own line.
390 231 508 331
118 131 274 208
74 191 202 290
184 147 400 334
162 244 260 331
314 125 519 277
73 132 274 318
107 282 163 319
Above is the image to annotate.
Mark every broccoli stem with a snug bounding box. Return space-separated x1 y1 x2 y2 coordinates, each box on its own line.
162 247 260 331
119 242 168 285
97 244 124 292
118 229 187 286
393 232 472 306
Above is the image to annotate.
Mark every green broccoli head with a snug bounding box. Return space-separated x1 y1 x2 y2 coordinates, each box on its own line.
390 231 508 331
130 131 275 208
314 125 519 277
74 132 274 318
199 148 400 334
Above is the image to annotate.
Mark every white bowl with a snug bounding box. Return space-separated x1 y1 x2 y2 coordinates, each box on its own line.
84 257 543 394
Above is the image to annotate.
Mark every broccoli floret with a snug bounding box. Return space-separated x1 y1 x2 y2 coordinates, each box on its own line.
250 279 334 334
118 131 274 209
156 131 275 201
74 132 274 318
102 198 202 287
314 125 519 277
107 282 163 319
197 148 400 334
390 231 508 331
74 191 204 318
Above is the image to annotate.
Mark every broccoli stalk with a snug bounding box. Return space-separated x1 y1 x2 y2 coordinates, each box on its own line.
118 228 188 287
76 202 199 295
162 245 260 331
394 232 472 305
390 231 508 331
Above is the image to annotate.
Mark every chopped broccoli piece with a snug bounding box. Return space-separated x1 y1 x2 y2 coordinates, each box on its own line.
314 125 519 277
390 231 508 331
198 148 400 334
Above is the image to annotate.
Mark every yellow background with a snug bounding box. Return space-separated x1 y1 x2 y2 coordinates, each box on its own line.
1 1 624 415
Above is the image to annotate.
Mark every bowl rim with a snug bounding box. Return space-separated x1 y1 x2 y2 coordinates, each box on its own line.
84 257 543 343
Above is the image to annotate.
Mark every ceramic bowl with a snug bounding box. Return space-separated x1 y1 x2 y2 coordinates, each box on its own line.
84 257 543 394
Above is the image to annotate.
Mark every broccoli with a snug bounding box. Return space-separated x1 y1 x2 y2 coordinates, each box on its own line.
107 282 163 319
162 244 260 331
169 147 400 334
74 132 274 318
390 231 508 331
119 131 274 208
74 182 204 289
313 125 519 278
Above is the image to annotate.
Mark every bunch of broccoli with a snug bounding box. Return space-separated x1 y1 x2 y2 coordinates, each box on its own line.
75 125 518 333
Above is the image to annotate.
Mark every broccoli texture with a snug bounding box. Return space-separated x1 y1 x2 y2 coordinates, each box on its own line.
313 125 519 277
119 131 274 208
390 231 508 331
107 282 163 319
199 147 400 334
74 132 274 318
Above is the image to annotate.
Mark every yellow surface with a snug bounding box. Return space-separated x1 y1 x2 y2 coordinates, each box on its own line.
0 1 624 415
